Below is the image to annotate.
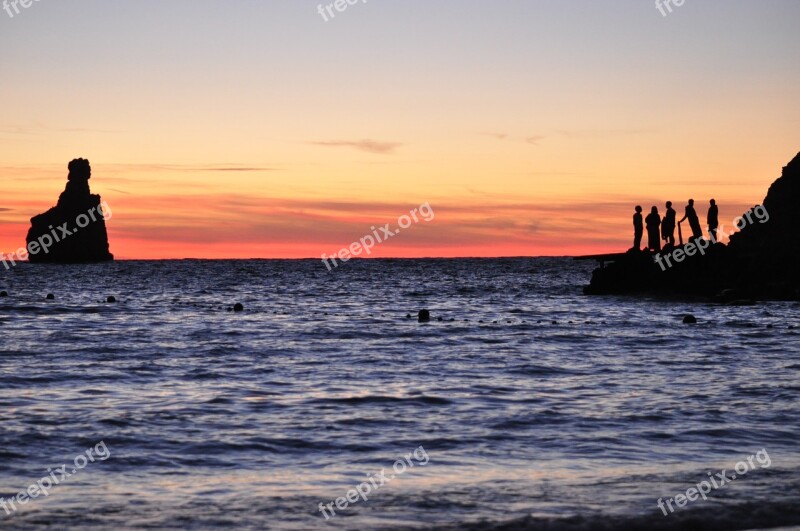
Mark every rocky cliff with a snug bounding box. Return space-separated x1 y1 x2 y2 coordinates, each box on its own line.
584 152 800 300
26 158 113 263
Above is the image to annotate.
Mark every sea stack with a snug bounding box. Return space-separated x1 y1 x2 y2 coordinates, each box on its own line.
584 151 800 300
26 158 113 263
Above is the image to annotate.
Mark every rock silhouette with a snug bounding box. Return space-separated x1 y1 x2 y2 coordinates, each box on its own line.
584 152 800 300
26 158 113 263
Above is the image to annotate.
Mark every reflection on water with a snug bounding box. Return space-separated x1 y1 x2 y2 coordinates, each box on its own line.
0 258 798 529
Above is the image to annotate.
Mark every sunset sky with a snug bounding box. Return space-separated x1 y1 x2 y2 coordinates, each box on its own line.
1 0 798 259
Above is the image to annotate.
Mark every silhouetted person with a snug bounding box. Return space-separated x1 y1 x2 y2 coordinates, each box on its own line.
662 201 676 247
632 205 643 251
708 199 719 242
679 199 703 240
645 206 662 252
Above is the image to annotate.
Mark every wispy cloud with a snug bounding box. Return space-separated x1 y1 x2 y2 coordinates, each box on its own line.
556 128 654 138
0 123 120 136
0 163 275 174
527 171 586 177
193 166 273 172
311 140 403 154
479 133 545 145
99 163 274 173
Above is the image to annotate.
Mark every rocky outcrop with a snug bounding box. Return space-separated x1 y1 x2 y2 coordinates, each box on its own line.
26 158 113 263
584 152 800 300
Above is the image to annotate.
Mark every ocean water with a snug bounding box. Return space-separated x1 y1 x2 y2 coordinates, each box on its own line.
0 258 798 530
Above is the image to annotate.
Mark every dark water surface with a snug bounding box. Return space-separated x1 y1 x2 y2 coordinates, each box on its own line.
1 258 798 529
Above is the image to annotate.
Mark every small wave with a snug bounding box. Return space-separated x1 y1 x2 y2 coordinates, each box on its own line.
0 305 103 315
309 395 453 406
446 501 800 530
205 396 235 404
509 364 581 376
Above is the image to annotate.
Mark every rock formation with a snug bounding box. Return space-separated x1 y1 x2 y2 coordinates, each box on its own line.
26 158 113 263
584 152 800 300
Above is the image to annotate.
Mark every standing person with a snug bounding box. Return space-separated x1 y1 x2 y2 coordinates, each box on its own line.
708 199 719 242
645 206 662 252
662 201 676 247
679 199 703 240
632 205 643 251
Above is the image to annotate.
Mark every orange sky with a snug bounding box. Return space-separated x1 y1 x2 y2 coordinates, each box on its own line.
1 2 798 259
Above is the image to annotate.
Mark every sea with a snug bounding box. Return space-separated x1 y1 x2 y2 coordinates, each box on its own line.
1 258 798 530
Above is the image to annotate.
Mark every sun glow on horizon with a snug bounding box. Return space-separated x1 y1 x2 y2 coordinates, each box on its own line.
1 2 798 259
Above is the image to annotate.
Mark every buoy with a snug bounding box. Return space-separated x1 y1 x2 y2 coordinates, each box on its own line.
233 303 244 312
0 291 7 297
683 314 697 324
46 293 55 300
106 296 117 303
418 309 430 323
